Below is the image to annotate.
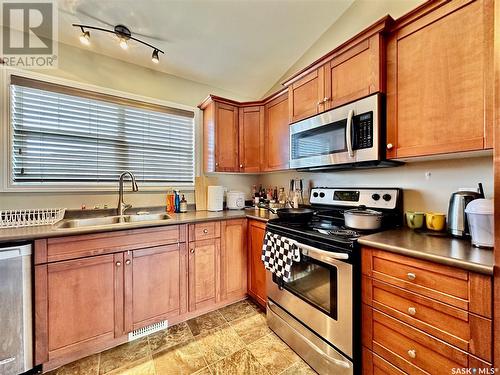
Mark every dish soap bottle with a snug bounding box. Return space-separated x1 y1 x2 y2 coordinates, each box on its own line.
180 195 188 213
174 190 181 213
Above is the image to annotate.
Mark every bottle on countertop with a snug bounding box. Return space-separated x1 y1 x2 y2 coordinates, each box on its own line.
180 194 188 213
166 188 175 213
174 190 181 213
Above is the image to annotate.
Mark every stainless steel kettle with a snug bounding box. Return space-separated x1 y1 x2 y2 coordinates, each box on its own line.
447 183 484 237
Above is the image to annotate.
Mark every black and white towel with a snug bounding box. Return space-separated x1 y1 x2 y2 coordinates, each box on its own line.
261 231 300 282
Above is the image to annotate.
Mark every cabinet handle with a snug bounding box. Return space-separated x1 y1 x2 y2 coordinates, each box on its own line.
190 249 195 254
215 162 219 167
407 349 416 359
116 261 122 267
125 259 131 265
323 97 329 103
203 229 208 234
386 143 394 150
240 164 243 168
408 307 417 316
407 272 416 281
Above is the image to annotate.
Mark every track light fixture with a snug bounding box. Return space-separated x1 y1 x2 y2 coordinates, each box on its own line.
73 23 164 63
151 49 159 64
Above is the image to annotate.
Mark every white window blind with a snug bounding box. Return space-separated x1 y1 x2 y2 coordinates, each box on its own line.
10 77 195 186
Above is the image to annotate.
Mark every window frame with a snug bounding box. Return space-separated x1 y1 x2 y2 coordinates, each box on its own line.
0 68 200 192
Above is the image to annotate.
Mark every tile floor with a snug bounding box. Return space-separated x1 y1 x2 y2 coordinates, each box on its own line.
47 299 317 375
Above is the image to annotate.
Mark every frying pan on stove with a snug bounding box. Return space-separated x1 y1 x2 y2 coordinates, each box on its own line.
259 205 316 223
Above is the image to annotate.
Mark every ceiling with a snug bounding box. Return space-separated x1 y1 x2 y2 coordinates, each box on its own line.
57 0 354 99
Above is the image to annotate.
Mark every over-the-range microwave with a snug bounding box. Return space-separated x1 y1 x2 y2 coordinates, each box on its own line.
289 93 401 171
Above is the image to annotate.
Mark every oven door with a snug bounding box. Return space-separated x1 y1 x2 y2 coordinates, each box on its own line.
266 240 353 358
289 93 380 169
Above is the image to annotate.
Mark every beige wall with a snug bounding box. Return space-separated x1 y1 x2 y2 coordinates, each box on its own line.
0 43 260 210
258 156 494 213
265 0 425 95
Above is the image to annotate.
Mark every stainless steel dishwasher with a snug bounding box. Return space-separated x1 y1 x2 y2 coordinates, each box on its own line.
0 243 33 375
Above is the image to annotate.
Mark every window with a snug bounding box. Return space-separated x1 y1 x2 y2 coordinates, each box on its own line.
9 75 195 187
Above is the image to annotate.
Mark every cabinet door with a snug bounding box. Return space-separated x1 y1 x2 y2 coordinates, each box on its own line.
220 219 247 301
188 238 221 311
36 254 123 362
264 92 289 171
288 67 326 123
386 0 494 158
238 106 264 172
247 219 267 307
215 102 239 171
326 35 383 109
124 244 188 332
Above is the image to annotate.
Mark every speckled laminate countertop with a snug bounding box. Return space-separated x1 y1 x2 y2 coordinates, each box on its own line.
0 209 275 243
358 228 494 275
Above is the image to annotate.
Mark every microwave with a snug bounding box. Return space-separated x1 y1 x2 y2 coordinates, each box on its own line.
289 94 393 170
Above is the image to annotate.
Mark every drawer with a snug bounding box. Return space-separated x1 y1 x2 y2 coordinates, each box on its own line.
362 247 492 318
372 250 467 301
371 309 468 374
363 277 491 362
363 347 405 375
38 225 183 263
190 221 220 241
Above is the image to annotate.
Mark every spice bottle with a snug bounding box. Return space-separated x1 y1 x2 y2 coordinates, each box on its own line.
180 195 188 213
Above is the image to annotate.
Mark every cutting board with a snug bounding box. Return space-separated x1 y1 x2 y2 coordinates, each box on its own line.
195 176 218 211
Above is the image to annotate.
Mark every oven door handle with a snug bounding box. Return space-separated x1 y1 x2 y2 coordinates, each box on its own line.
346 109 354 158
297 242 349 266
268 300 352 369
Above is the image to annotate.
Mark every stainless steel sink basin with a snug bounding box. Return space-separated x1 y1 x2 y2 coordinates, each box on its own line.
55 213 171 229
126 213 170 222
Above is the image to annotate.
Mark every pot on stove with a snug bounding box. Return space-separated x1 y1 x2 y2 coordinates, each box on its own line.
344 205 383 230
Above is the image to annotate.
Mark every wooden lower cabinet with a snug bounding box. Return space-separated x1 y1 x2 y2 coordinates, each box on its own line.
361 246 493 374
35 253 124 364
125 244 188 332
188 238 221 311
247 219 267 307
221 219 247 300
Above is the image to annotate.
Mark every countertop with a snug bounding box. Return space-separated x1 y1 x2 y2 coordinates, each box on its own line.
358 228 494 275
0 209 274 243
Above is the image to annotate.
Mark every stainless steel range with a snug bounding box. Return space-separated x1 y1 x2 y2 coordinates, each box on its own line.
265 187 403 375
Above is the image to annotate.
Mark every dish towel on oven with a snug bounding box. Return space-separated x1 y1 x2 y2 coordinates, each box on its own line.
261 231 300 282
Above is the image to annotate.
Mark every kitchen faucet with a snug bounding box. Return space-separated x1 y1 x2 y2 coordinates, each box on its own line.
117 171 139 216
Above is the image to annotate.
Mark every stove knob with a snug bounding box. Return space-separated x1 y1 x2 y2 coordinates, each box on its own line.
383 194 392 201
319 192 325 198
313 192 319 198
371 194 380 201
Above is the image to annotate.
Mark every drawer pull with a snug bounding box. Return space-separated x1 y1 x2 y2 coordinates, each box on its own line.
190 249 195 254
407 272 416 281
408 307 417 316
125 259 131 265
116 261 122 267
203 229 209 234
408 349 416 359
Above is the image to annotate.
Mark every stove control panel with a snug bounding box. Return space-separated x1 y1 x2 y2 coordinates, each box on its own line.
310 188 400 210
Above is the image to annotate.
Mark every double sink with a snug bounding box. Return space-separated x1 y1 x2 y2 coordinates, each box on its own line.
56 213 171 229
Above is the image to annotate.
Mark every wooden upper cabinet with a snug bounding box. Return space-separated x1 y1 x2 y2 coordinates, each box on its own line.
215 102 239 171
239 106 264 172
386 0 494 159
188 238 221 311
247 219 267 308
288 67 326 123
201 98 239 173
326 34 384 109
264 91 289 171
220 219 248 300
124 244 188 333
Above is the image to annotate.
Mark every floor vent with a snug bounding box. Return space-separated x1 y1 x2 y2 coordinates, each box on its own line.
128 320 168 341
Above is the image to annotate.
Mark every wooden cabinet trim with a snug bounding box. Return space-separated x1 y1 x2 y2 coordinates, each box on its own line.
35 264 48 365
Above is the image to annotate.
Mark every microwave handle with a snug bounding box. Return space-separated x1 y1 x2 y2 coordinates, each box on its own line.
346 109 354 157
